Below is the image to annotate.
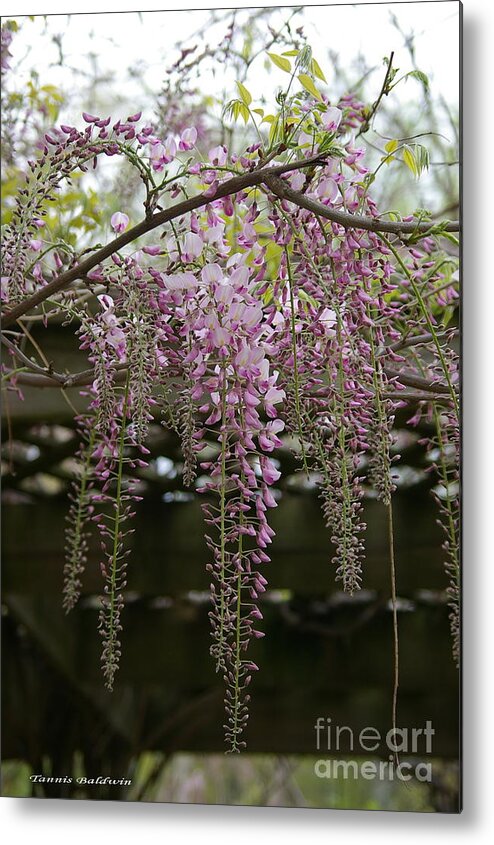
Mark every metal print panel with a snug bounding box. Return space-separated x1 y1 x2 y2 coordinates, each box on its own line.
1 0 461 812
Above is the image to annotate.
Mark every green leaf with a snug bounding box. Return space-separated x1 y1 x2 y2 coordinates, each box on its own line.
298 73 322 101
236 81 252 107
440 231 460 247
442 305 454 327
297 45 313 72
241 37 252 61
268 118 280 145
384 139 398 154
402 145 418 177
415 143 430 174
238 102 250 124
311 58 327 84
401 143 429 179
267 52 292 73
224 99 251 125
282 49 299 57
262 287 274 306
406 70 430 91
298 289 318 307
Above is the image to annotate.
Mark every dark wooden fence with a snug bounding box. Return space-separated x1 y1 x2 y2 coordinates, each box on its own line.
1 325 460 779
2 490 459 763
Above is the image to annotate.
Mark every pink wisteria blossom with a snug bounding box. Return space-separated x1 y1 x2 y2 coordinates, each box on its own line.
1 81 459 754
110 212 129 234
149 135 177 171
208 144 228 166
322 105 343 131
179 126 198 150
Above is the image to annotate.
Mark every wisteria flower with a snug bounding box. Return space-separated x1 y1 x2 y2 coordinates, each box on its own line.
319 307 338 336
322 105 343 131
179 127 198 150
149 136 177 171
110 212 129 234
316 177 339 203
208 145 228 166
183 231 203 261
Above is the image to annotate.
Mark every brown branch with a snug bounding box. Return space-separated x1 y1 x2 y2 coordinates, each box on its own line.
1 335 66 384
3 155 460 328
384 366 454 396
1 154 329 328
4 361 452 403
389 330 458 353
389 332 435 352
2 363 128 388
383 391 453 404
262 173 460 236
2 370 80 388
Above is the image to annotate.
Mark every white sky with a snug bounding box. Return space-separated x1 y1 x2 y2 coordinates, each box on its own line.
6 1 460 124
3 1 460 213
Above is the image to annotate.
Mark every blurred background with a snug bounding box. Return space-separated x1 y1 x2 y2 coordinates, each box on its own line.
1 2 460 810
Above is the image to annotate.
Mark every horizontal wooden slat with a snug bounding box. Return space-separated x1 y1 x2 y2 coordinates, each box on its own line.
2 489 447 597
3 594 459 758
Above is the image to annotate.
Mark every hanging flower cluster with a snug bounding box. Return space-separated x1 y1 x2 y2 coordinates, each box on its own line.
2 50 460 750
69 268 159 690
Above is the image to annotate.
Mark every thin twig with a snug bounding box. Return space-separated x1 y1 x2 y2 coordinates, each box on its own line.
356 52 395 138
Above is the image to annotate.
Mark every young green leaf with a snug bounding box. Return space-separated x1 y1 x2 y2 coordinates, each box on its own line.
385 139 399 154
298 73 322 101
406 69 430 91
415 143 430 175
311 57 327 84
298 288 318 307
402 145 418 177
238 102 250 124
440 231 460 247
267 52 292 73
236 81 252 107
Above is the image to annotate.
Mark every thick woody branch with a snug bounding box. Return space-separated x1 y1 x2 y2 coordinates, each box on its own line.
384 367 454 396
3 361 452 403
3 157 459 328
1 155 329 328
262 173 460 236
2 363 127 388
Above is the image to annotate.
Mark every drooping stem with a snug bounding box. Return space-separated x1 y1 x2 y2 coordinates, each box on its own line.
229 529 244 754
380 235 459 418
387 499 400 762
433 403 460 666
215 364 229 672
100 369 131 691
109 378 130 618
284 243 310 477
63 422 96 612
